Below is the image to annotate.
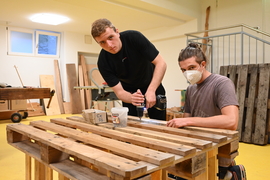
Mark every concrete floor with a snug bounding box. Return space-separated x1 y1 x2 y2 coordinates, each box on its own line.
0 114 269 180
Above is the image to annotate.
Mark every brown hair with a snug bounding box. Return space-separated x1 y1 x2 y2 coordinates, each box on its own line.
91 18 116 38
178 43 207 64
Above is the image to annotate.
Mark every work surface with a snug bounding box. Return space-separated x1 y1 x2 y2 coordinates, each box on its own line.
0 88 51 100
6 115 239 180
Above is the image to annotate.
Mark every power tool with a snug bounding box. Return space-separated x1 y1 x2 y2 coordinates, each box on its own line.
136 95 166 120
154 95 167 110
136 104 144 121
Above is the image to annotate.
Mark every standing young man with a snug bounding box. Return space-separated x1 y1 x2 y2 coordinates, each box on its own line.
167 43 246 180
91 18 167 120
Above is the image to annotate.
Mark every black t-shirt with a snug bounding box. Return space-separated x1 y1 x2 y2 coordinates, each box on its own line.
97 30 159 92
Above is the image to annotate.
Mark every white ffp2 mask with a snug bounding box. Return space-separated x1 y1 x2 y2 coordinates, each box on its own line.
183 70 202 85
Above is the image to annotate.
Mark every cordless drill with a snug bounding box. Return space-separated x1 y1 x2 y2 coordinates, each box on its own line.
136 104 144 121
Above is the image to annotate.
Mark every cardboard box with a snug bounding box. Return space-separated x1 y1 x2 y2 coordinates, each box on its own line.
82 109 107 124
0 100 8 110
10 100 27 110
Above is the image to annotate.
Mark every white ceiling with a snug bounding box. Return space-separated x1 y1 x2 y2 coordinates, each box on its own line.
0 0 200 35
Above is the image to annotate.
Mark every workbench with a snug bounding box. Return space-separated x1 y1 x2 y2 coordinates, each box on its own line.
6 115 239 180
0 88 53 122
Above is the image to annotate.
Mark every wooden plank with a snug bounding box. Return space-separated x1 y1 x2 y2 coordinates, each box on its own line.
51 118 196 157
30 120 175 166
118 120 227 143
253 64 270 145
0 88 51 100
124 115 239 138
228 65 237 85
236 65 248 140
54 60 65 114
26 155 31 180
182 126 239 139
63 102 72 114
66 64 83 114
242 64 258 143
35 159 46 180
7 123 148 178
80 55 91 109
219 65 228 77
40 75 61 115
78 65 86 110
99 124 212 150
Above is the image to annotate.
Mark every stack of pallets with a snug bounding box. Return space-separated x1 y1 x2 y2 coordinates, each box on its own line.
220 63 270 145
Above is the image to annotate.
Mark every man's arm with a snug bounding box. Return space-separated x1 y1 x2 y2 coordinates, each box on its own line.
111 82 144 106
145 53 167 108
167 105 239 130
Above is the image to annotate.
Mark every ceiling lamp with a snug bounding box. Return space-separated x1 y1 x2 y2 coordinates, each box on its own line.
30 13 70 25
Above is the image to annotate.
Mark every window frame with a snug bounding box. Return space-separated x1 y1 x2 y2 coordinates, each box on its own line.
35 30 61 58
7 27 61 58
7 27 35 56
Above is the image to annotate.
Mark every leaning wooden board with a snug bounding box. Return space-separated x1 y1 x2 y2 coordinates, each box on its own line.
7 115 239 180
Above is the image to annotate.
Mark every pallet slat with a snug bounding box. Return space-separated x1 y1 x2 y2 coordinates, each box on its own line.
242 64 258 142
253 64 270 144
236 65 248 139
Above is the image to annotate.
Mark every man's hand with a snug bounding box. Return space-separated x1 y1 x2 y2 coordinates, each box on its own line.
166 118 188 128
131 89 145 106
145 91 156 108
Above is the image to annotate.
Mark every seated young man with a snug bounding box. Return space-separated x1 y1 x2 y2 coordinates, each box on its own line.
167 43 246 180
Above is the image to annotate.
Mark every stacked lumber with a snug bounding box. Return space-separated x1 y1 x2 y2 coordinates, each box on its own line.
220 63 270 145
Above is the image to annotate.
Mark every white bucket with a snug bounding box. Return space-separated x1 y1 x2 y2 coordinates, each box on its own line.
111 107 129 127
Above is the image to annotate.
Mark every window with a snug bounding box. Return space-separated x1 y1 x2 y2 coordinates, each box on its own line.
8 28 34 56
7 27 61 58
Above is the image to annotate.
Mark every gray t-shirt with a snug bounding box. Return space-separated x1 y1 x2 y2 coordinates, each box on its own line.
184 74 239 117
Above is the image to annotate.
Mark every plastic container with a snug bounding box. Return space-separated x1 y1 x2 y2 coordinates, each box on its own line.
111 107 129 127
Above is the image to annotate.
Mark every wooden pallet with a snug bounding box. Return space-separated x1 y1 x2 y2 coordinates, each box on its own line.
7 116 238 180
220 63 270 145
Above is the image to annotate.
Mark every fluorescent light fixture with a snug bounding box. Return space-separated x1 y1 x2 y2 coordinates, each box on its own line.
30 13 70 25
